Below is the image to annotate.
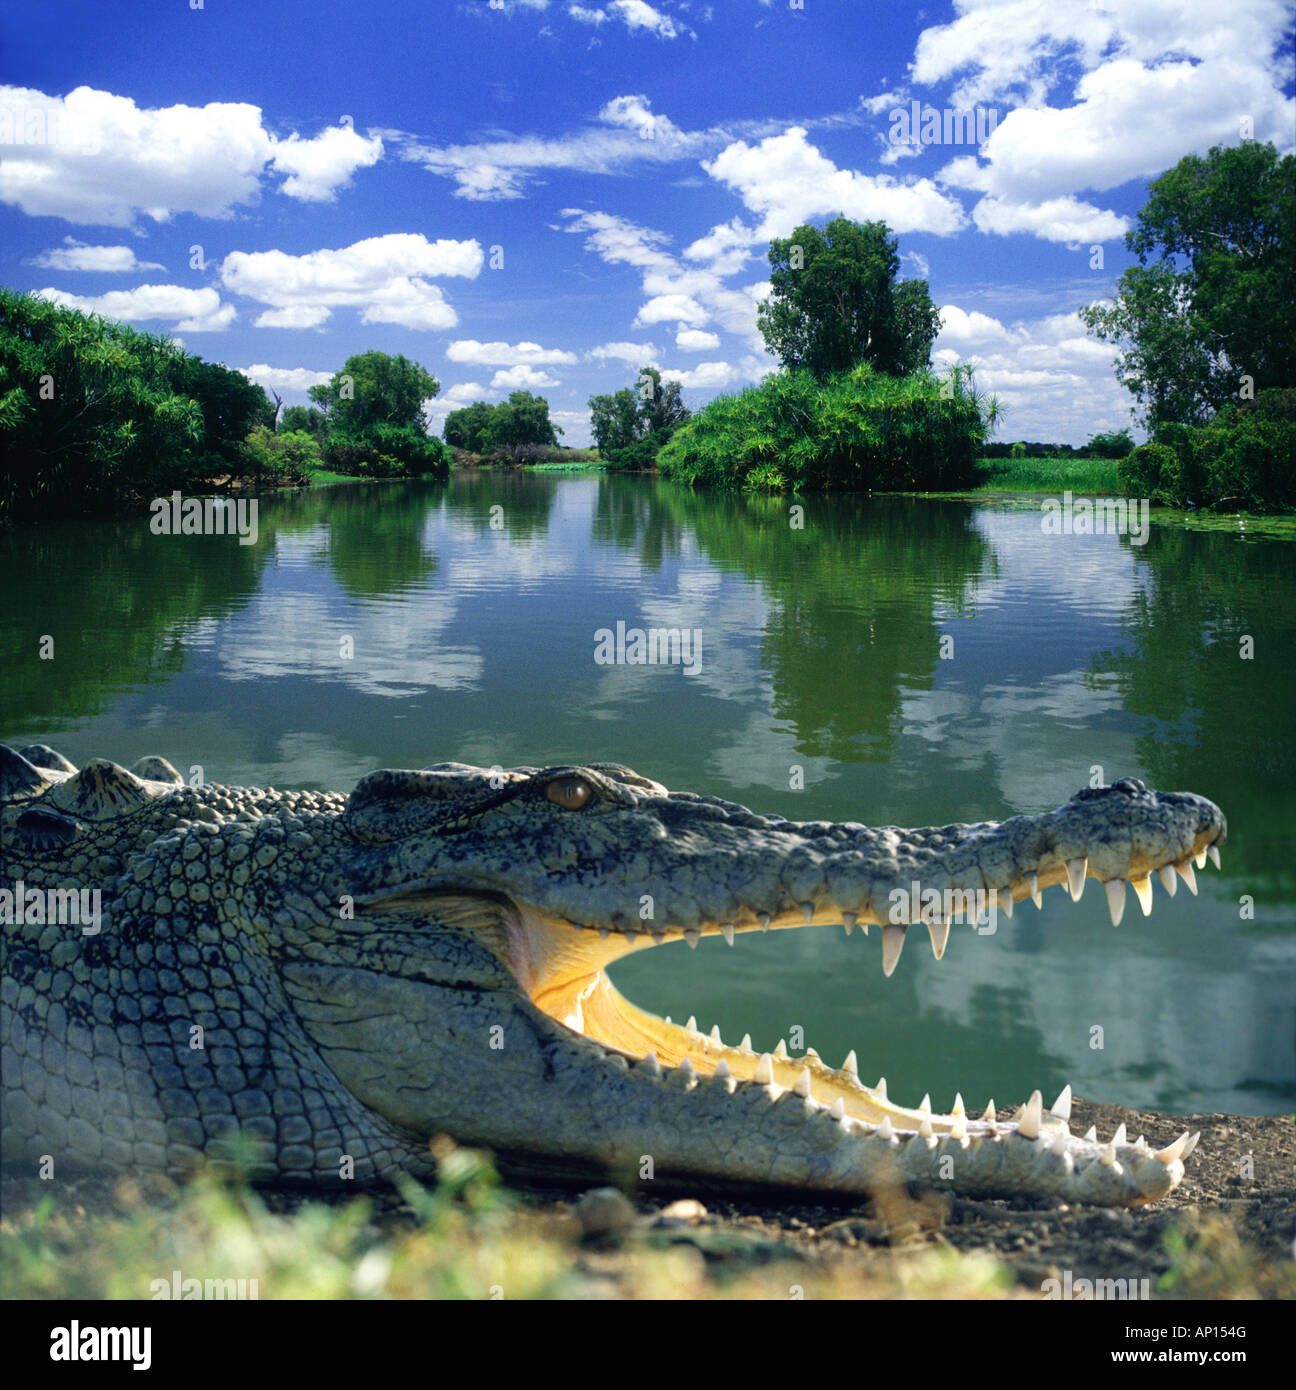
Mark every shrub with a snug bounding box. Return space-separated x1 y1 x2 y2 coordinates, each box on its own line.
1136 388 1296 509
657 362 994 492
236 426 320 486
1010 441 1027 458
1118 442 1179 504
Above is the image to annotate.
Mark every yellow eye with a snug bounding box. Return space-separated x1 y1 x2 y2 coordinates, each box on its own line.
546 778 593 811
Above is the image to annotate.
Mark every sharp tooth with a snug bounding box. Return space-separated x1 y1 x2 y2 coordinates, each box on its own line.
842 912 856 936
1184 1132 1201 1158
686 1016 698 1033
1050 1084 1072 1121
759 913 771 931
952 1092 965 1115
1177 860 1198 894
598 927 609 939
1084 1125 1097 1142
1099 1144 1117 1166
1135 1135 1146 1149
1067 857 1087 901
927 916 950 960
1155 1131 1191 1165
642 1052 662 1077
714 1058 731 1079
1112 1123 1127 1146
1157 864 1178 896
721 923 735 946
1050 1131 1070 1156
663 1015 672 1025
875 1076 888 1101
755 1053 775 1084
997 887 1014 918
951 1112 967 1140
684 929 701 949
1026 871 1042 908
1194 849 1207 870
843 1049 858 1075
1104 879 1127 926
801 902 814 924
710 1024 722 1044
806 1047 820 1061
794 1068 812 1097
678 1057 694 1078
919 1116 933 1139
878 1117 894 1141
882 923 907 977
774 1039 788 1059
919 1093 931 1113
740 1033 752 1052
830 1098 846 1121
1018 1090 1043 1140
984 1099 997 1125
1130 876 1153 916
1208 845 1221 870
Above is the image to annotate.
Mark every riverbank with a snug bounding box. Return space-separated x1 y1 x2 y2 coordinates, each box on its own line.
2 1100 1291 1299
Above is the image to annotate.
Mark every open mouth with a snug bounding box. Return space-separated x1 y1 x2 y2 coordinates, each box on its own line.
377 831 1221 1167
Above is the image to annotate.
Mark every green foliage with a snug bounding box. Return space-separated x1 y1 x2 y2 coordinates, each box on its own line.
0 287 211 520
443 391 562 463
237 427 321 487
306 350 447 480
1080 143 1295 430
443 400 497 453
1084 428 1136 458
1010 441 1027 459
757 217 941 379
279 405 327 437
657 362 996 493
309 350 440 434
0 290 451 519
1119 389 1295 509
481 390 562 457
589 365 690 469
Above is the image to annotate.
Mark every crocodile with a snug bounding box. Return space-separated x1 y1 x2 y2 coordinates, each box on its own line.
0 744 1226 1207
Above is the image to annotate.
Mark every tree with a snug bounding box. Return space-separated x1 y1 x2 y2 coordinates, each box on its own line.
589 365 690 468
309 350 440 433
480 390 562 454
757 217 941 379
1080 143 1295 431
309 350 446 477
279 404 327 437
443 400 497 453
166 353 274 471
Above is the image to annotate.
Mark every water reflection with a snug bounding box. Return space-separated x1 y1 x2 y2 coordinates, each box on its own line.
2 472 1291 1112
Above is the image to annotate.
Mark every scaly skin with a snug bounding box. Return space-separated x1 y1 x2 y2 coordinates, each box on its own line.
0 745 1225 1205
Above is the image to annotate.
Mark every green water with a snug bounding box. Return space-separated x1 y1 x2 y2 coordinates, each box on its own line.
2 472 1292 1115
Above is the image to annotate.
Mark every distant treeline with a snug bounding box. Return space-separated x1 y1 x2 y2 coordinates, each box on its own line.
0 288 449 524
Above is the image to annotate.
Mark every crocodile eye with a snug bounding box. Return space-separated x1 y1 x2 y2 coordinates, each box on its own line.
546 778 593 811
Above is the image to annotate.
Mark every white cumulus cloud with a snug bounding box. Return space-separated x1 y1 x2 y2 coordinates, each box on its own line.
219 233 482 331
675 328 721 351
0 85 386 225
490 365 561 389
35 283 235 331
236 364 335 393
31 237 163 272
704 126 968 239
447 339 578 366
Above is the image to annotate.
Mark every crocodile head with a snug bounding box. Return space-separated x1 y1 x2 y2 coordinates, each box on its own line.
0 745 1226 1206
334 761 1226 1206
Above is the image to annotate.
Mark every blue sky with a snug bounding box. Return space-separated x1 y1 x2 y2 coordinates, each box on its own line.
2 0 1292 444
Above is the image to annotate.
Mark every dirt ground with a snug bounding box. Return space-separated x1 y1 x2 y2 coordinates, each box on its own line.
3 1099 1292 1299
491 1099 1296 1298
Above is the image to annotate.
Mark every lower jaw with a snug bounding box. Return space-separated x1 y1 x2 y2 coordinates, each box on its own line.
533 966 999 1136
